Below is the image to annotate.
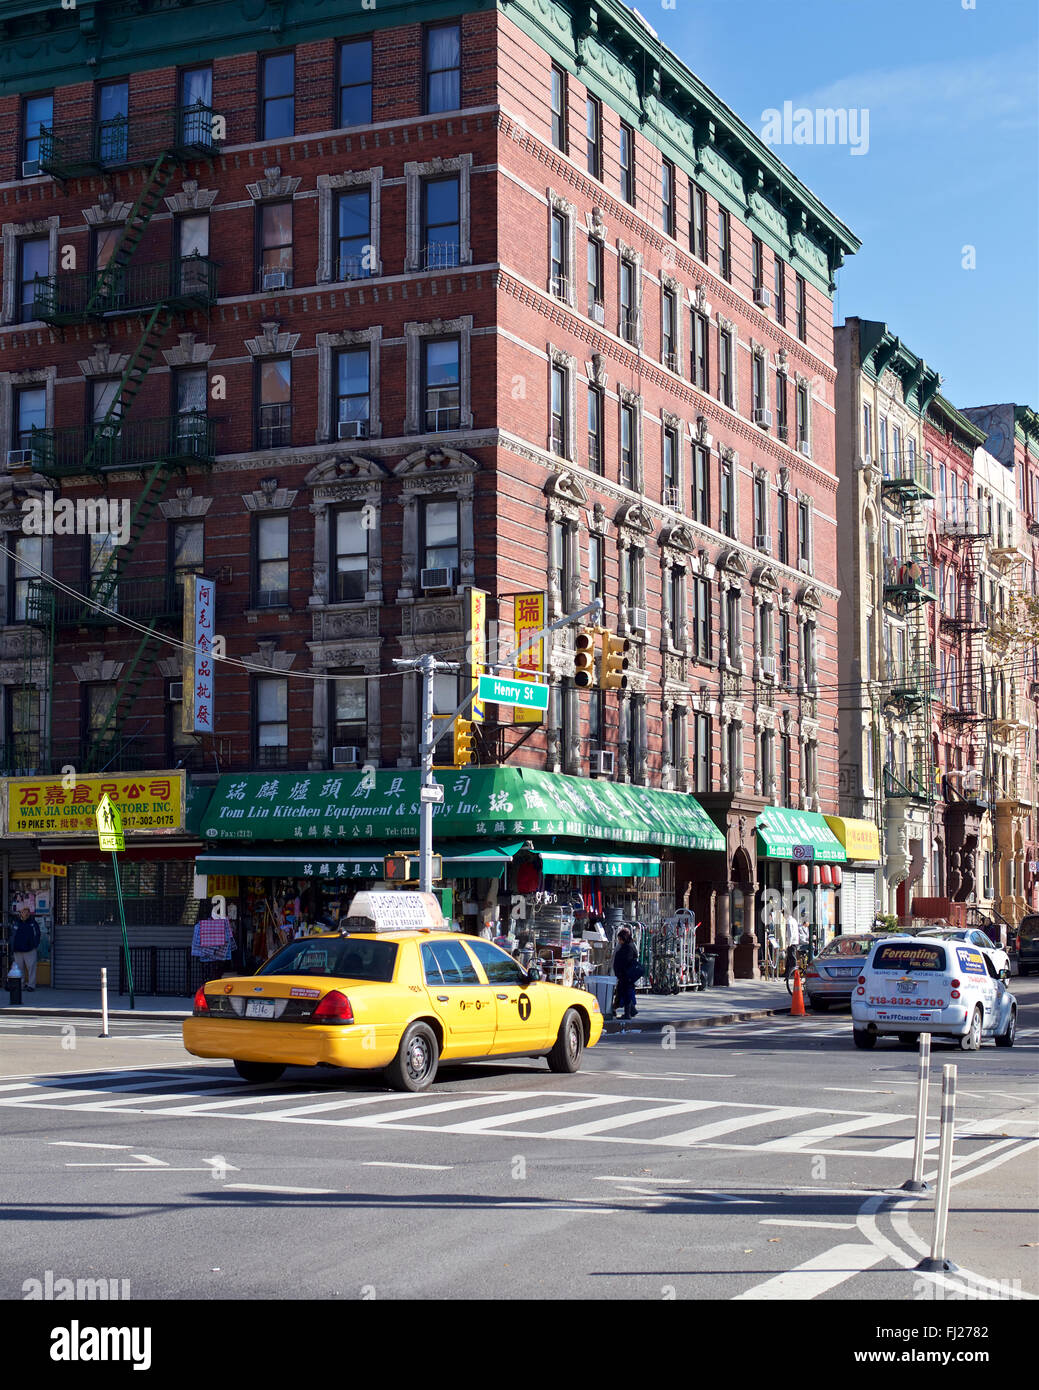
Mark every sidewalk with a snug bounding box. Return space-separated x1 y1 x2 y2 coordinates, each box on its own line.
1 979 796 1029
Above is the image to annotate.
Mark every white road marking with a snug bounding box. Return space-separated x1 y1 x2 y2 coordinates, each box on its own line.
756 1112 905 1152
733 1243 887 1299
362 1162 454 1171
548 1100 718 1139
760 1219 859 1230
950 1138 1039 1186
49 1140 132 1150
445 1095 625 1133
658 1106 809 1145
595 1176 691 1184
226 1183 336 1195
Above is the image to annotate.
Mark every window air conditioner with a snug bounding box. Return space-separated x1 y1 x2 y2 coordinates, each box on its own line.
798 558 812 574
590 301 605 324
628 606 648 633
169 681 183 702
333 746 362 767
338 420 368 440
755 533 769 550
6 449 34 467
552 276 569 300
664 351 679 373
589 749 614 776
663 486 680 510
262 269 288 290
753 287 772 308
22 160 40 179
753 408 773 428
777 425 789 443
759 655 777 678
420 566 456 592
799 441 812 457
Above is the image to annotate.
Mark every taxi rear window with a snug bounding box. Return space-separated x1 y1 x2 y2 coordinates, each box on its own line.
259 937 397 982
819 936 877 957
871 943 947 973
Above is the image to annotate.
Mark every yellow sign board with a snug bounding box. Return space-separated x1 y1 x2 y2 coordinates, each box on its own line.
207 875 239 897
39 862 68 878
469 587 487 725
96 794 125 851
824 815 881 862
513 591 545 725
4 772 186 838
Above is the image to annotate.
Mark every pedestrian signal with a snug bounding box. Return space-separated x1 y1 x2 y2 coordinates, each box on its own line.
601 633 630 691
453 717 476 766
384 855 415 882
574 628 598 688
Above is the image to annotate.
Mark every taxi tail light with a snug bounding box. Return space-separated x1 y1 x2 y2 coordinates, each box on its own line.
193 986 210 1016
857 975 866 984
313 990 354 1024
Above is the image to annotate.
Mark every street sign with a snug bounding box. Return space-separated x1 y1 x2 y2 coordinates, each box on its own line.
40 861 68 877
95 794 125 852
420 783 445 804
477 673 550 713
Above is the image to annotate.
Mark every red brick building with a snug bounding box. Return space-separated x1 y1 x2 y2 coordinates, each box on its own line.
0 0 858 976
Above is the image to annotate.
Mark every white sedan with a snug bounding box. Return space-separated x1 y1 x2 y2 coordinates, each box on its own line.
923 928 1011 978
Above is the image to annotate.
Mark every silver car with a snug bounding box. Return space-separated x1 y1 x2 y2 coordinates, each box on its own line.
804 934 882 1011
922 927 1011 978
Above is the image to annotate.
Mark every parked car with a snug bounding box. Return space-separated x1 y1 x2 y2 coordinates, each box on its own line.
916 927 1011 978
803 934 882 1011
851 935 1016 1050
1012 914 1039 975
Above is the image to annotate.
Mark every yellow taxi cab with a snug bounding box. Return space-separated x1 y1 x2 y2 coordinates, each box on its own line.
183 927 603 1092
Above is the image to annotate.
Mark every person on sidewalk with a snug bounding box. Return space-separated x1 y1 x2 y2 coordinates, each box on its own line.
12 905 41 991
612 928 641 1019
191 900 236 982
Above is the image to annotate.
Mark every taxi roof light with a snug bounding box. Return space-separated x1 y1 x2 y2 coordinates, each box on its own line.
313 990 354 1024
193 985 210 1015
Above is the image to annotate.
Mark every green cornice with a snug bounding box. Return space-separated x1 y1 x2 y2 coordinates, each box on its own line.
1013 404 1039 454
928 393 987 450
857 319 943 421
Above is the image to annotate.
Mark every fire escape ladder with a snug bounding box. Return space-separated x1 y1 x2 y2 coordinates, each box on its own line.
87 461 174 610
79 303 174 473
85 624 163 772
83 153 175 317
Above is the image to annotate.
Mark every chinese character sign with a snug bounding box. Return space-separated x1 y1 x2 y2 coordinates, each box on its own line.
5 774 186 837
470 587 487 725
183 575 216 733
513 592 544 726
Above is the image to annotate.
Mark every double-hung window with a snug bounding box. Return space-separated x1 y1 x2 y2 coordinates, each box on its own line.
779 612 791 685
620 257 637 344
258 201 293 289
619 122 635 205
421 499 459 575
863 402 873 460
669 568 683 647
691 445 709 526
692 577 711 660
662 288 677 370
795 274 807 341
336 187 373 281
588 534 604 606
421 175 460 270
330 672 367 756
720 458 735 538
180 67 213 146
551 363 567 456
620 403 636 490
97 81 128 165
425 24 461 114
776 371 788 441
10 537 43 625
261 53 294 139
587 236 604 318
718 328 733 406
257 357 292 448
797 500 811 570
178 213 210 295
333 508 369 602
551 211 568 299
752 352 765 419
724 590 740 662
662 426 679 506
717 207 731 280
690 181 707 261
255 677 288 765
587 386 604 475
586 97 602 180
18 238 48 324
776 490 789 565
796 382 809 451
422 339 460 431
13 386 45 461
338 39 373 127
23 94 53 175
661 158 676 238
174 368 208 454
335 348 370 440
752 237 764 299
170 518 204 605
753 475 768 549
693 713 711 793
550 65 568 151
254 514 290 608
691 310 709 390
773 256 785 325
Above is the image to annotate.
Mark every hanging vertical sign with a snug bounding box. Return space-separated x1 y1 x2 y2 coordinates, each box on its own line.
513 591 545 725
469 587 487 725
183 575 216 733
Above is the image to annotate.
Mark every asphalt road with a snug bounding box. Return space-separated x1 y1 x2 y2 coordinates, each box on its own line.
1 985 1036 1311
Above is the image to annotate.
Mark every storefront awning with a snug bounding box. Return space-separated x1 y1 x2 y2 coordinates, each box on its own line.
824 816 881 862
195 841 525 883
757 807 846 864
199 768 726 853
530 845 661 878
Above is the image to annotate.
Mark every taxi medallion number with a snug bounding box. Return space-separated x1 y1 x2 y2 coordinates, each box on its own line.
246 1000 276 1019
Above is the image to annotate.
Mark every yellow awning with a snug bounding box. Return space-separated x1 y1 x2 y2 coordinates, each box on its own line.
824 816 881 861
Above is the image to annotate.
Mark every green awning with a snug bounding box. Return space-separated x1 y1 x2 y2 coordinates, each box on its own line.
531 846 661 878
196 840 524 882
757 807 846 864
199 768 726 853
439 841 525 879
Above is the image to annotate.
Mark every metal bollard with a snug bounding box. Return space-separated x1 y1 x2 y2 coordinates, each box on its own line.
99 966 110 1038
916 1063 959 1273
902 1031 932 1192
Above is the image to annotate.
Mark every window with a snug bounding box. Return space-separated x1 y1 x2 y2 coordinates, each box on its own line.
662 287 677 369
773 256 785 325
795 274 807 341
691 310 709 390
779 611 791 684
254 514 289 607
425 24 461 114
588 533 604 606
756 602 773 660
330 671 367 756
805 739 818 798
422 937 479 986
726 721 741 791
720 458 735 538
752 352 765 418
717 207 731 280
335 348 371 440
22 93 52 173
93 224 121 274
422 338 460 431
91 378 121 434
661 158 676 237
467 938 526 986
690 181 707 261
892 424 902 473
97 81 128 165
550 64 568 151
552 520 572 607
338 39 372 127
662 426 679 505
753 475 768 549
620 402 636 489
177 214 210 294
625 547 643 610
752 237 764 296
724 589 740 660
261 53 294 139
776 371 788 441
691 445 709 525
9 536 42 624
620 257 637 344
781 731 792 804
174 368 207 452
776 490 788 565
718 328 733 406
797 500 810 568
13 385 45 452
255 676 288 764
879 416 889 472
258 201 293 289
18 238 48 323
692 577 711 660
422 175 460 270
421 498 459 573
759 728 775 797
331 509 369 604
796 382 809 451
800 619 816 687
551 363 567 456
576 387 602 483
336 188 372 281
87 532 119 609
551 210 568 298
587 236 604 317
84 682 117 749
180 67 212 145
6 684 41 769
693 713 711 793
586 97 602 179
170 518 204 603
257 357 292 448
619 121 635 204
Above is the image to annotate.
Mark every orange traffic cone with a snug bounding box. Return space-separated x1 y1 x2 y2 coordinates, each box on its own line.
790 968 806 1018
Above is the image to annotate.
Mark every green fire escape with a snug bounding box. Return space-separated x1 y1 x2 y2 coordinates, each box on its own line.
24 103 222 773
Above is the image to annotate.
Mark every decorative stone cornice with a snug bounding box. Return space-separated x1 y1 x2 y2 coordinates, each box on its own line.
545 470 588 505
243 485 298 512
82 196 132 226
77 343 128 378
244 321 300 357
158 488 213 520
162 333 214 368
247 167 302 202
396 445 479 477
164 181 218 214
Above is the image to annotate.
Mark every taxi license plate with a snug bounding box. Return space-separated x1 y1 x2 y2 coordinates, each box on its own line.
830 966 859 977
246 1000 276 1020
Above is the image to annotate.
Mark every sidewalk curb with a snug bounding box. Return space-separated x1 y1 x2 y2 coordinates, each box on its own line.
1 1006 188 1022
603 1005 792 1034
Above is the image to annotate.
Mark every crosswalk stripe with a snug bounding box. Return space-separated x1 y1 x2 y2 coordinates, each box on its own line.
444 1095 626 1133
548 1099 720 1139
342 1092 533 1126
0 1073 200 1104
223 1093 410 1120
733 1243 888 1299
755 1112 906 1152
658 1105 810 1145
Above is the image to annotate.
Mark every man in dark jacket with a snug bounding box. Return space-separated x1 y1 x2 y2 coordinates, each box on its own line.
612 927 640 1019
12 906 41 991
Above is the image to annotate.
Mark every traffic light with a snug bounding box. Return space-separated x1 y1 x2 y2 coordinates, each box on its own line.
574 627 598 688
384 854 415 882
453 717 476 766
601 633 630 691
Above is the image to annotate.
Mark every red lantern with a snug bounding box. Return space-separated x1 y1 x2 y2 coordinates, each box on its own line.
820 865 832 886
832 865 843 887
812 866 821 886
797 864 809 886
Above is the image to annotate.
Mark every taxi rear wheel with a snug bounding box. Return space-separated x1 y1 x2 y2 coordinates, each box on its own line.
960 1007 983 1051
386 1022 439 1092
852 1028 876 1050
994 1007 1016 1048
547 1008 584 1074
233 1061 286 1082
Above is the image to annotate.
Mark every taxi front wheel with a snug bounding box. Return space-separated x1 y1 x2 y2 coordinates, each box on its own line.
547 1008 584 1074
386 1022 440 1092
852 1029 876 1050
233 1060 286 1082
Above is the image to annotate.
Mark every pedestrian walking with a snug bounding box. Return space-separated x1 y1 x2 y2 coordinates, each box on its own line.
11 905 41 991
612 927 642 1019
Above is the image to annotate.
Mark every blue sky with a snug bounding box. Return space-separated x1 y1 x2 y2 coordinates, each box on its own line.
644 0 1039 410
